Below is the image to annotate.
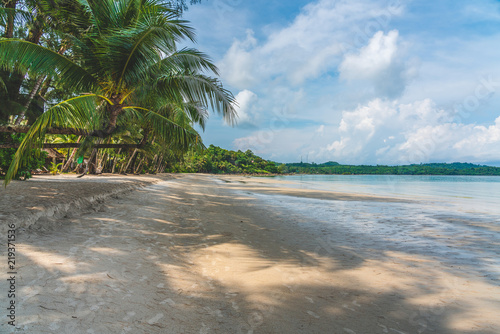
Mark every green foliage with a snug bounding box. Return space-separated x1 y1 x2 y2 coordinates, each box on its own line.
1 0 236 186
283 162 500 176
49 161 63 175
0 133 46 180
169 145 280 174
162 148 500 176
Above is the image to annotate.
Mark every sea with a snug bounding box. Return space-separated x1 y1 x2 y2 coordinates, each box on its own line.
270 174 500 215
251 174 500 282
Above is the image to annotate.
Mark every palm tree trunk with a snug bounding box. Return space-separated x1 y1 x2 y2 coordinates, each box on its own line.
8 17 44 113
155 155 163 173
124 148 138 173
98 151 108 173
62 136 81 172
154 154 163 174
97 139 111 172
3 0 18 39
111 148 122 174
38 77 52 98
88 148 98 174
14 75 45 125
0 1 17 117
119 150 133 174
149 154 158 173
134 155 145 174
104 151 113 172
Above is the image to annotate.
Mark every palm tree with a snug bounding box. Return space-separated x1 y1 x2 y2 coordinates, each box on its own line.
0 0 236 185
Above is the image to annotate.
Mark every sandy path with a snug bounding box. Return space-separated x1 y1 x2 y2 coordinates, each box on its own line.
1 174 498 333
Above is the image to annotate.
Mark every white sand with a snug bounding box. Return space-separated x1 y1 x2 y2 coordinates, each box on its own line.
1 174 498 333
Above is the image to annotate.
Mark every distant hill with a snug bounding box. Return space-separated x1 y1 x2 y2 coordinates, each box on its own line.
281 162 500 176
419 162 488 169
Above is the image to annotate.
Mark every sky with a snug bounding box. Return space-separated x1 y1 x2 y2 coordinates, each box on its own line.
182 0 500 165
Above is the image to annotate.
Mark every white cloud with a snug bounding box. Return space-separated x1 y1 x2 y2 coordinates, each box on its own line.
219 0 406 89
454 117 500 149
232 96 500 164
233 125 331 162
219 30 258 89
233 97 500 164
340 30 399 80
322 98 500 164
325 99 398 160
232 89 258 126
339 30 417 98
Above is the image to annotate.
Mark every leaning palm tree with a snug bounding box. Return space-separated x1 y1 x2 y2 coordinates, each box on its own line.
0 0 236 185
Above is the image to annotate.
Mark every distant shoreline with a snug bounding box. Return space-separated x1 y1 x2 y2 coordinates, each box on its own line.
269 172 500 176
277 162 500 176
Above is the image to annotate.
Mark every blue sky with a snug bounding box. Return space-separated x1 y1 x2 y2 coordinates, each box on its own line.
183 0 500 165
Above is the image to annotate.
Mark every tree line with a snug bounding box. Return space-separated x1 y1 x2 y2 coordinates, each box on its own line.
281 162 500 176
167 145 280 174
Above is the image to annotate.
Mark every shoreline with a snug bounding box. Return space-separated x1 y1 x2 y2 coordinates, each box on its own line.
1 174 498 333
0 174 174 234
214 174 413 203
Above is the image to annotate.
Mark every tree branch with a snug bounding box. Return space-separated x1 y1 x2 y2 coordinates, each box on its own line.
0 125 90 136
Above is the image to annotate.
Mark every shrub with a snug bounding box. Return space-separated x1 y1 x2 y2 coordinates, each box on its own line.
0 133 47 180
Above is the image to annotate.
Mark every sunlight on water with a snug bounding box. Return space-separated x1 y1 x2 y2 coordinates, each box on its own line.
269 175 500 215
249 175 500 283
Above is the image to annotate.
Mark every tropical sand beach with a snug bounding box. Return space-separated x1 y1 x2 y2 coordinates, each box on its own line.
1 174 499 333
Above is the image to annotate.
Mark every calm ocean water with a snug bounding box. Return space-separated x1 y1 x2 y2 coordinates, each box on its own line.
249 174 500 282
267 174 500 215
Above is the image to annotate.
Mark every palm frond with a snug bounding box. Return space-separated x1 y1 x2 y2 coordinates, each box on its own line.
120 106 144 124
0 75 6 92
184 102 208 131
3 94 100 185
0 39 97 92
155 73 237 125
154 48 220 76
114 14 197 89
142 108 199 150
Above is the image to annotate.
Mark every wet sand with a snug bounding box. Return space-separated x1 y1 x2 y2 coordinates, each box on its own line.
1 173 499 333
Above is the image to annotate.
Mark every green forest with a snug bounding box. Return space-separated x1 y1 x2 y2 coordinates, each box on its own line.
281 161 500 176
167 146 500 176
0 0 234 183
166 145 280 174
